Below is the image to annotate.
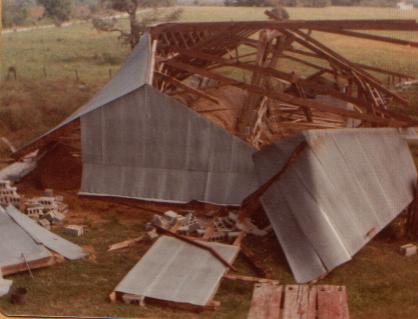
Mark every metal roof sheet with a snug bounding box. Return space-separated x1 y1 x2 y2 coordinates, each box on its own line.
79 85 258 205
114 236 239 306
15 33 152 154
0 207 51 269
6 205 88 260
254 128 417 283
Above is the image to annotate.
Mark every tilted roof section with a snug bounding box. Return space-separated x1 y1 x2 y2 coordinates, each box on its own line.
15 33 152 156
254 128 417 283
79 85 258 205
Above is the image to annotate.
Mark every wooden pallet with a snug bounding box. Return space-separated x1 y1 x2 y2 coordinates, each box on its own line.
248 284 349 319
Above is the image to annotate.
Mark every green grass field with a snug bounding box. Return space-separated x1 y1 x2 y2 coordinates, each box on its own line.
2 5 418 319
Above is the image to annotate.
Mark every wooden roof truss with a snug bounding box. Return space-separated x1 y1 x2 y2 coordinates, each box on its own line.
149 18 418 147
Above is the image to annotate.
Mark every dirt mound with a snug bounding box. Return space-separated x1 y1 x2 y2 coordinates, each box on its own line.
35 143 82 191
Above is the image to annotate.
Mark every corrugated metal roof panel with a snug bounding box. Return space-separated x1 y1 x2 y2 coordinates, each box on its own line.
254 128 417 283
0 207 52 269
80 85 258 205
6 205 88 261
114 236 239 306
15 33 151 153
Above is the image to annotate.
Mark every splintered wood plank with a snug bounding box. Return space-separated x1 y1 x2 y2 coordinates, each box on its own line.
282 285 310 319
247 283 282 319
317 285 349 319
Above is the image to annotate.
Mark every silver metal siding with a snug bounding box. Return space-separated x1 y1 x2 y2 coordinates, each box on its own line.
80 85 258 205
114 236 239 306
0 207 52 269
255 128 417 283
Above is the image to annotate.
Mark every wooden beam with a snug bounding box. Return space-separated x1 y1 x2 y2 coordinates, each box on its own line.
155 71 220 104
283 29 410 106
164 59 411 126
173 49 403 116
286 47 415 79
13 119 80 159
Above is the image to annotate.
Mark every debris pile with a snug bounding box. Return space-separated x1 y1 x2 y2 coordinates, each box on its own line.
0 180 69 230
24 194 69 230
145 210 269 244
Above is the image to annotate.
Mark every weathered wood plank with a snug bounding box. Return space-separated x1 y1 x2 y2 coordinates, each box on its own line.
248 283 282 319
282 285 310 319
317 285 349 319
306 286 317 319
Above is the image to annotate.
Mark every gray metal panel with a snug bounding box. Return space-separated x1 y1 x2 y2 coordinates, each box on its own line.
0 161 37 182
0 207 52 269
6 205 88 260
80 85 258 205
255 128 417 283
260 186 327 283
16 33 151 153
115 236 240 306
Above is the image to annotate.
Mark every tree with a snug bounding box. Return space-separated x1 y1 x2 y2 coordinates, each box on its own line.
37 0 73 25
2 0 29 28
93 0 182 49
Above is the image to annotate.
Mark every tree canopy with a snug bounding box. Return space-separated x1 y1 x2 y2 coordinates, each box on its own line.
37 0 73 25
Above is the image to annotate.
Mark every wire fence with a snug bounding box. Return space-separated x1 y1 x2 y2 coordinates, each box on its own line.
0 65 116 84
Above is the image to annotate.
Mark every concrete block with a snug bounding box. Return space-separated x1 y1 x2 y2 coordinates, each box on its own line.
400 243 417 256
64 225 85 237
164 210 178 223
46 211 65 224
151 215 163 227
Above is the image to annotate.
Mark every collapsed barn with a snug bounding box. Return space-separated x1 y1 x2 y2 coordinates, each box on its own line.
9 18 418 307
